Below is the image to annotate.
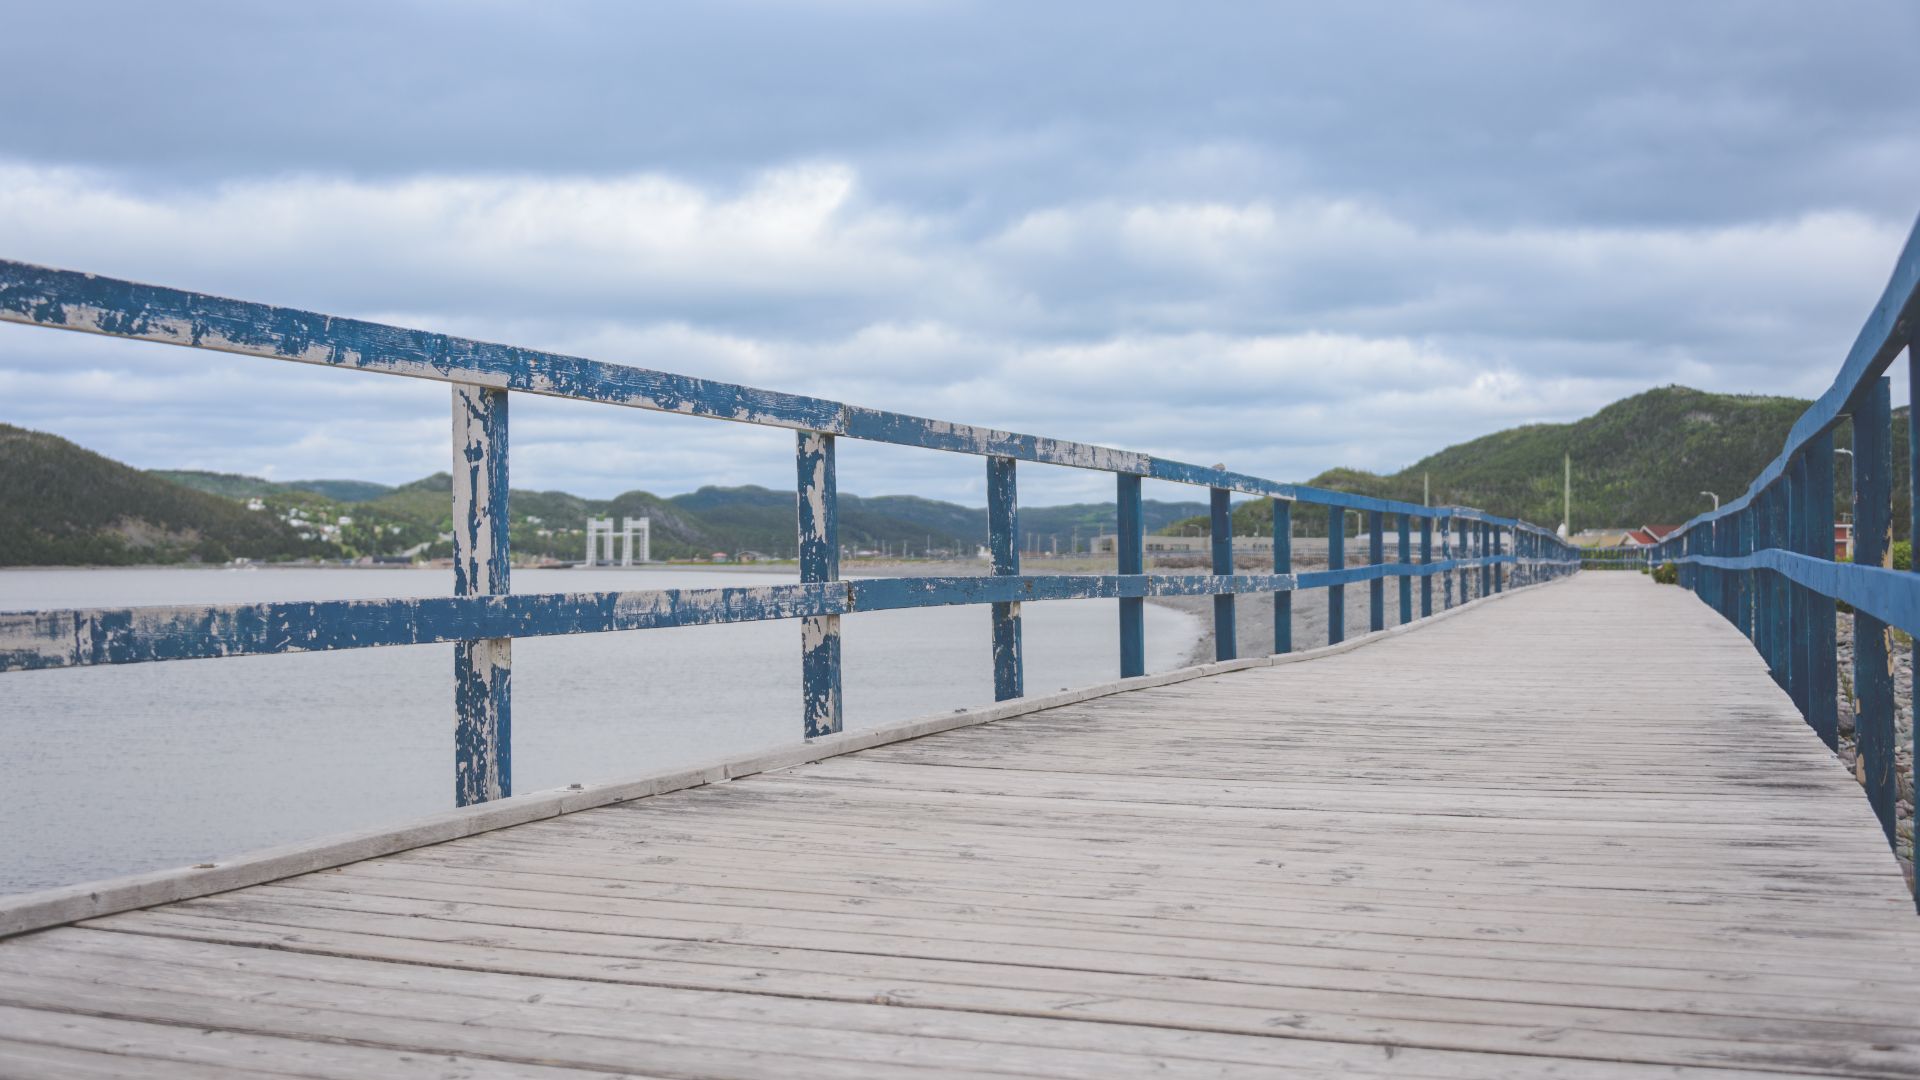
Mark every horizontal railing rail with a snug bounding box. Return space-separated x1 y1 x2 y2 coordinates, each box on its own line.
0 259 1579 808
1653 214 1920 890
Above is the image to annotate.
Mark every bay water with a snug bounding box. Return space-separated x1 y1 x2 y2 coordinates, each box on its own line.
0 566 1202 894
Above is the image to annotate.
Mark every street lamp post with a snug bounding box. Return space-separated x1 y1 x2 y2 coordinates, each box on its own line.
1701 491 1720 510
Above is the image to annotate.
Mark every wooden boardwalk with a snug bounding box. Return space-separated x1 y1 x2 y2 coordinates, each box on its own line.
1 573 1916 1078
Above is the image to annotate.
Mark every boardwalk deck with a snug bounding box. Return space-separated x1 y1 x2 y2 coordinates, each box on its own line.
1 573 1916 1078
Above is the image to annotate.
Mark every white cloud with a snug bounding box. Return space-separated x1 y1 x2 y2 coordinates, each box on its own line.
0 159 1908 505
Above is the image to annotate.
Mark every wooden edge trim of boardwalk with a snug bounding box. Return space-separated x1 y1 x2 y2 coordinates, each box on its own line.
0 577 1565 939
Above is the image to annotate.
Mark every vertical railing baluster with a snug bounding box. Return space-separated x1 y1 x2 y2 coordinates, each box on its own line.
1910 342 1920 911
1117 473 1146 678
1758 490 1775 671
987 456 1023 701
1773 482 1791 688
1397 514 1412 624
1738 504 1754 641
1788 454 1809 723
1806 433 1837 749
1441 515 1455 610
797 430 842 737
1210 487 1236 661
1728 511 1743 622
1273 498 1292 654
452 384 511 807
1493 526 1504 593
1479 522 1491 599
1852 377 1896 843
1419 515 1433 617
1763 485 1782 685
1328 508 1346 645
1368 510 1385 633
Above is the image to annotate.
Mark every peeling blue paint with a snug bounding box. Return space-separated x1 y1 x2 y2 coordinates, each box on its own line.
1273 499 1293 655
987 456 1023 701
0 254 1596 821
1210 487 1236 661
797 430 842 738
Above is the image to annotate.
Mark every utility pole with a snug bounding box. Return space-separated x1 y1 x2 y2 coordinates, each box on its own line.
1423 472 1430 507
1563 453 1572 536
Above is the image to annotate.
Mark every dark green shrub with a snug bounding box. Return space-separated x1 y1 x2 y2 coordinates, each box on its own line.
1651 562 1679 585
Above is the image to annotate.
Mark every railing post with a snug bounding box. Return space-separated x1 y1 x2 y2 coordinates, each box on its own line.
1757 490 1774 671
452 383 511 807
1419 515 1433 617
1328 508 1346 645
1851 376 1896 843
1441 515 1455 610
1117 473 1146 678
1806 433 1837 748
987 456 1023 701
1762 485 1783 686
1478 522 1491 598
1210 487 1236 661
1772 482 1791 689
1737 504 1754 641
1453 519 1465 603
1910 341 1920 912
1787 454 1809 722
1397 514 1412 624
1273 498 1292 654
1492 526 1504 593
1368 509 1385 633
797 430 842 737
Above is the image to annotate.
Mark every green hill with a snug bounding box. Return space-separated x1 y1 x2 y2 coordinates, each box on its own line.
154 470 394 504
1169 386 1911 539
0 425 320 566
14 384 1909 566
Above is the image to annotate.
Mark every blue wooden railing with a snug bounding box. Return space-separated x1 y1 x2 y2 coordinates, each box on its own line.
1654 214 1920 875
0 259 1578 807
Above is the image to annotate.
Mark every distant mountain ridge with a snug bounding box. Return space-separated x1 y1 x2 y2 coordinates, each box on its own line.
0 426 319 566
0 433 1203 567
5 384 1908 566
1171 385 1912 539
152 471 395 504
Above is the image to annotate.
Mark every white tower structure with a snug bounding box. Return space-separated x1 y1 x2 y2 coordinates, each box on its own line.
620 517 651 565
585 516 650 566
584 517 615 566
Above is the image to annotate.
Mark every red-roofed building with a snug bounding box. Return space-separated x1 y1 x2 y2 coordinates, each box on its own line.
1620 525 1680 548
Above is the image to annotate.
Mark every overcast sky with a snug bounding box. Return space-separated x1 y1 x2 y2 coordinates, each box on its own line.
2 1 1916 507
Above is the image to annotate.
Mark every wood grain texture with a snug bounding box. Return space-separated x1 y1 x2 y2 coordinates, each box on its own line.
2 574 1914 1078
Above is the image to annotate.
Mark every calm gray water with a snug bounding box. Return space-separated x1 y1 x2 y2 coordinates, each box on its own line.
0 567 1201 895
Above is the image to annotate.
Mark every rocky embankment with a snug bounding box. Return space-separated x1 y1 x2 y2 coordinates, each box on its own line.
1835 619 1917 890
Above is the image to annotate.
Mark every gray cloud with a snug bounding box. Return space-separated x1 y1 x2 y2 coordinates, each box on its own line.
0 1 1915 504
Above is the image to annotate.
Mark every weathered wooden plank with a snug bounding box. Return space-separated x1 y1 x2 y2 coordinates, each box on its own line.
3 574 1915 1079
0 931 1829 1080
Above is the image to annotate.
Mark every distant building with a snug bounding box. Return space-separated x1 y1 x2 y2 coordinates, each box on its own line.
1569 529 1632 548
1620 525 1680 548
1090 534 1275 556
